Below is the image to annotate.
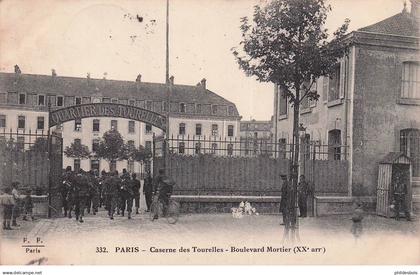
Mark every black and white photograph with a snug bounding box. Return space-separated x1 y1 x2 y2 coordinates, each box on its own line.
0 0 419 270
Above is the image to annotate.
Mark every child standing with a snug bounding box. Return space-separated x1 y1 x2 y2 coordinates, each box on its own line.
1 187 16 230
22 190 35 221
351 201 364 243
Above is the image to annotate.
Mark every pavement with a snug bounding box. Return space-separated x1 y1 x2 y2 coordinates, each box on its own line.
0 208 419 265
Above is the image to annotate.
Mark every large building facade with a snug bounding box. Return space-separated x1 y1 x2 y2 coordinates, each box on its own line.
273 1 420 197
0 71 241 173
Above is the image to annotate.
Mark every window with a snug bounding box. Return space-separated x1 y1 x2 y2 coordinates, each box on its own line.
328 129 341 160
18 116 25 129
328 64 340 102
38 95 45 106
111 120 118 130
74 119 82 131
37 116 45 130
16 136 25 151
145 141 152 152
75 97 82 105
90 159 100 171
227 143 233 156
110 160 117 172
0 93 6 104
211 143 217 154
196 104 202 113
145 123 152 134
92 119 100 132
228 106 234 116
102 97 111 103
211 124 218 136
74 138 81 145
92 139 100 152
128 121 135 133
56 96 64 107
178 142 185 154
19 93 26 105
278 138 287 159
400 128 420 176
195 142 201 154
228 125 234 137
179 123 186 135
279 87 287 116
111 98 119 104
82 97 91 104
0 115 5 128
146 101 152 110
212 105 218 115
74 159 81 173
195 124 202 136
401 62 420 99
129 99 136 106
180 103 186 113
127 140 135 148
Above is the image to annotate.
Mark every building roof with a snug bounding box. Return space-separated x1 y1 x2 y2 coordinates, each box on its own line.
358 10 419 37
0 72 240 118
379 152 411 164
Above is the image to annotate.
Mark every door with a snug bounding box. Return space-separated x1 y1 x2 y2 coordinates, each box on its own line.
400 129 420 177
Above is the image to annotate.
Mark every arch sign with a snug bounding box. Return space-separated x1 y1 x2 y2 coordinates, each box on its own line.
49 103 167 131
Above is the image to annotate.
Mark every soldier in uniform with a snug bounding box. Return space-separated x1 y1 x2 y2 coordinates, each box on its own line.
131 173 141 214
74 170 90 223
60 166 74 217
392 174 411 221
297 175 311 218
104 171 121 220
99 170 108 208
152 168 175 220
143 172 153 212
120 173 134 218
87 170 100 215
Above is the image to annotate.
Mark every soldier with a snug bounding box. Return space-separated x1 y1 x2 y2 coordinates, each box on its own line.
74 170 90 223
60 166 74 218
279 175 289 226
143 172 153 212
131 173 141 214
87 170 100 215
392 174 411 221
120 173 134 218
152 168 175 220
297 175 311 218
104 171 121 220
99 170 108 208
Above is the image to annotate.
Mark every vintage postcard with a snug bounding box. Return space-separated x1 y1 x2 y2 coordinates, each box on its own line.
0 0 419 267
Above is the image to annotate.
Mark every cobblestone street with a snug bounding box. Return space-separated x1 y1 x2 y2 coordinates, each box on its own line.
1 209 419 265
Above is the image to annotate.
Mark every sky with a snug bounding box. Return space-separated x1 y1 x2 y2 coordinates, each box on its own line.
0 0 406 120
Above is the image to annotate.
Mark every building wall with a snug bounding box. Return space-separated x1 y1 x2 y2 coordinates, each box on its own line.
352 44 420 196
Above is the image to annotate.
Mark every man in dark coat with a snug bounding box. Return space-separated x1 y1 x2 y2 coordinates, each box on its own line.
120 173 134 218
152 168 175 220
60 166 74 218
87 170 100 215
131 173 141 214
298 175 311 218
143 173 153 212
392 174 411 221
279 175 290 226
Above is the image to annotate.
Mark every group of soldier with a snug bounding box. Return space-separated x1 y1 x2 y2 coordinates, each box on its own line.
60 166 152 222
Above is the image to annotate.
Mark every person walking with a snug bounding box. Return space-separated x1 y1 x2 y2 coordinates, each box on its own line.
105 171 121 220
131 173 141 214
279 175 289 226
143 173 153 212
22 189 35 221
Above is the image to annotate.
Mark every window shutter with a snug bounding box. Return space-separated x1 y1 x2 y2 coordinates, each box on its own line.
322 77 329 102
339 61 345 99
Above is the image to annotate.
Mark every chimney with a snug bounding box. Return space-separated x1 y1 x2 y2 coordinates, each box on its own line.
51 69 57 77
411 0 420 19
169 75 174 85
103 72 107 80
14 65 21 74
87 72 91 80
136 74 142 82
200 78 206 90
